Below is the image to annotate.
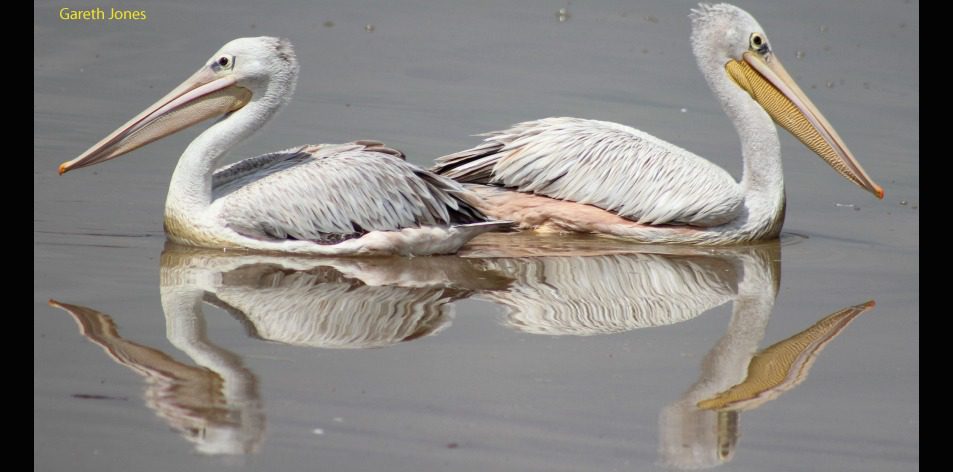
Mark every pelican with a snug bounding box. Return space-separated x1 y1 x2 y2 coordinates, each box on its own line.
58 37 508 256
433 4 883 245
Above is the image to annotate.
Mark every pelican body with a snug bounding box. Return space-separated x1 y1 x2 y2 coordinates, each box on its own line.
433 4 883 245
60 37 507 256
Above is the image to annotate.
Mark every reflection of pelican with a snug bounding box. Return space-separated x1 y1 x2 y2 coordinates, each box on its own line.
160 245 509 349
658 301 874 469
475 237 775 336
484 253 737 335
48 245 510 455
50 300 264 456
652 242 875 469
696 301 875 412
433 4 882 244
58 37 506 256
51 239 875 463
458 237 872 468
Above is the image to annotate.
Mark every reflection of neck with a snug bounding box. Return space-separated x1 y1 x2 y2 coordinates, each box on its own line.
700 251 778 391
657 249 778 468
161 283 263 455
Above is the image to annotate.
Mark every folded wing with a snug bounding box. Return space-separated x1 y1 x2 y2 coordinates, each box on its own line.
433 117 744 227
213 142 486 243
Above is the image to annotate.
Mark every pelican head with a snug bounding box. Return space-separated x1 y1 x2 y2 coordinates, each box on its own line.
690 4 883 199
59 37 298 174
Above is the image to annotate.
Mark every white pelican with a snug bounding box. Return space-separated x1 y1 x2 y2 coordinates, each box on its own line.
433 4 883 245
59 37 508 256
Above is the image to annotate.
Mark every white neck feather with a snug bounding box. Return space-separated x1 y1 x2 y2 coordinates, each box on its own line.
164 74 292 220
694 44 786 240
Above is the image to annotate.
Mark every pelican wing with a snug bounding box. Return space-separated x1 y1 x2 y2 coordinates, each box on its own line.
433 117 744 226
213 142 485 243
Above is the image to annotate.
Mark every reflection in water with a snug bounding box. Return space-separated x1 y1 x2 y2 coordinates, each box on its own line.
464 233 772 335
482 254 737 335
51 236 872 465
467 234 874 469
50 244 511 455
696 302 874 412
160 247 508 348
658 303 874 470
50 300 264 455
650 241 875 469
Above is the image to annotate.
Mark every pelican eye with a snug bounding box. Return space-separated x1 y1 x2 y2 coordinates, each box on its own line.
211 55 235 71
749 33 769 54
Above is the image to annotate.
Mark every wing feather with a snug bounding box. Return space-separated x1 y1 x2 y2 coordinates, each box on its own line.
433 117 743 226
213 143 486 243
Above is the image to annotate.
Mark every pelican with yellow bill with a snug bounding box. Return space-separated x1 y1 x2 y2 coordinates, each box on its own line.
433 3 883 244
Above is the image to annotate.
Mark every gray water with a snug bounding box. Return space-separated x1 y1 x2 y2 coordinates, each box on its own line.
34 1 918 471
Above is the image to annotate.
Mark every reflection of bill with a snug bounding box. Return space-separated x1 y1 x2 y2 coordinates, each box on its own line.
653 242 874 470
697 301 875 412
50 300 263 456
